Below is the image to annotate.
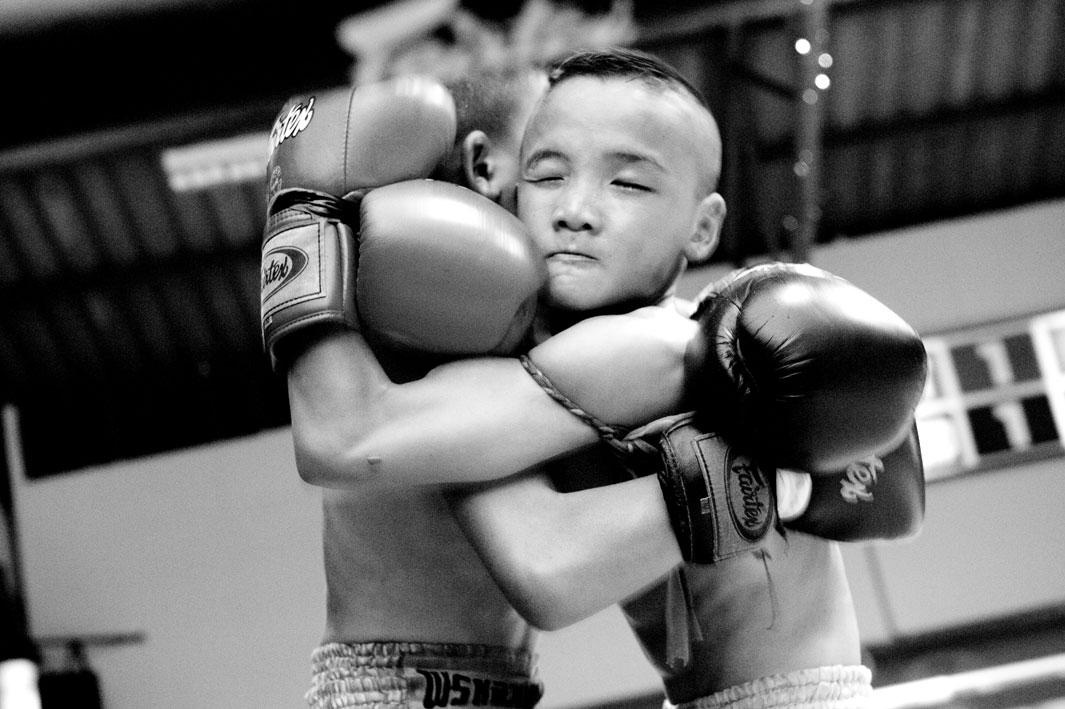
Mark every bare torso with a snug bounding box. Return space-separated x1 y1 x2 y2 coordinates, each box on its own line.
320 484 535 650
553 424 863 704
314 294 861 695
622 530 862 703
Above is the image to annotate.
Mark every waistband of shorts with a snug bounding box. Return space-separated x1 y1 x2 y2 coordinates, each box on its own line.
307 642 542 709
665 665 873 709
311 641 538 678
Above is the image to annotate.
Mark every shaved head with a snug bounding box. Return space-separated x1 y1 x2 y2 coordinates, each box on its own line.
538 48 722 195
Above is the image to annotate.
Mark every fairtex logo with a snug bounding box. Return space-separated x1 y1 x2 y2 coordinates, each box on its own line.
269 97 315 155
726 456 773 541
415 670 541 708
839 456 883 503
261 246 309 301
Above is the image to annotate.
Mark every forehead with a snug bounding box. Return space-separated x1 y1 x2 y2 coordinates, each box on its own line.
522 76 716 173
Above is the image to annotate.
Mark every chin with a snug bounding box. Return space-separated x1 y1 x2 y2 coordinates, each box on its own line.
543 287 604 314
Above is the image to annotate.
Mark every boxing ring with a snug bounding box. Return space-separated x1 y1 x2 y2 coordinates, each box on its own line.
870 652 1065 708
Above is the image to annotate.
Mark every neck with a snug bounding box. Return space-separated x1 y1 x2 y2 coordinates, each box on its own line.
538 289 679 338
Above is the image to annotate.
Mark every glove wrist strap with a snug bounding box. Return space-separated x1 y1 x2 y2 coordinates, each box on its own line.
657 415 777 563
261 211 359 370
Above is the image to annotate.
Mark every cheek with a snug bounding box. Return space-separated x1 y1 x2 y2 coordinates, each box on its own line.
630 247 682 289
516 186 548 228
617 214 690 285
616 205 684 260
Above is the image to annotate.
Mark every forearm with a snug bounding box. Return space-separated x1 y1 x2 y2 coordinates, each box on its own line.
527 308 697 426
290 308 697 489
288 331 599 488
452 473 683 630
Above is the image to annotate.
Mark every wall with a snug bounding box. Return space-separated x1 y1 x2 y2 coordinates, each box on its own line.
10 198 1065 708
9 428 326 708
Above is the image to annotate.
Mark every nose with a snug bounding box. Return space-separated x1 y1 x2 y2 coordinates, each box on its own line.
551 180 600 234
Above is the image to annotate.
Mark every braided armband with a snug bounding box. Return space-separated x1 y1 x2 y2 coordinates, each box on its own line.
518 356 777 563
656 414 777 564
518 355 660 475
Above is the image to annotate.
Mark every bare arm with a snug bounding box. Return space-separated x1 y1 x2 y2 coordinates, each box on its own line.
288 307 695 489
450 470 683 630
288 330 595 488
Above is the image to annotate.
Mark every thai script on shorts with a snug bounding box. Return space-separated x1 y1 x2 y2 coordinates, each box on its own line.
416 670 541 708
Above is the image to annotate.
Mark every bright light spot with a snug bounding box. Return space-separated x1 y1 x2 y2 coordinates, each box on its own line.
795 38 811 54
815 73 831 90
818 52 833 68
772 282 817 308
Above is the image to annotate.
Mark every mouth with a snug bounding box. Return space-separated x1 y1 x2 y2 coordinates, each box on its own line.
547 250 595 262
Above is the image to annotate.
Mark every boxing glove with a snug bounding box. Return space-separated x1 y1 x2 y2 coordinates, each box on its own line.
650 413 777 564
356 180 545 355
260 76 457 366
782 421 925 541
618 415 923 563
685 262 927 474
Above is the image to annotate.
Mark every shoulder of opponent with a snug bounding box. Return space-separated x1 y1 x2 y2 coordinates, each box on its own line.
627 297 695 320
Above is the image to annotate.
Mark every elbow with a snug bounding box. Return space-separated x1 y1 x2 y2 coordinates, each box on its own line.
511 591 579 632
294 445 333 487
291 421 376 489
293 440 339 487
495 558 594 631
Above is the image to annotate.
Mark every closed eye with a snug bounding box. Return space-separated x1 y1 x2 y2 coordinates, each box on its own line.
613 179 652 192
523 174 564 185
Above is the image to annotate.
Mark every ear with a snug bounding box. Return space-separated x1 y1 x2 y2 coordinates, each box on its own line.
684 193 726 264
461 130 500 201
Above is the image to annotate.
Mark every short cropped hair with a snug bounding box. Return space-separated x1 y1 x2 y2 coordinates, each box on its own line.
448 68 532 146
544 47 721 192
431 68 542 185
546 47 709 111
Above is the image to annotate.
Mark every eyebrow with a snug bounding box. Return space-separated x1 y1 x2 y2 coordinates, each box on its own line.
523 148 667 173
612 151 666 173
522 148 568 170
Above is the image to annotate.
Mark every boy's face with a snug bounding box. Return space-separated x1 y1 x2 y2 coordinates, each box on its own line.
517 75 722 314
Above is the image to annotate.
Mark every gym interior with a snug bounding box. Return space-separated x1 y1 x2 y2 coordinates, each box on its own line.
1 0 1064 706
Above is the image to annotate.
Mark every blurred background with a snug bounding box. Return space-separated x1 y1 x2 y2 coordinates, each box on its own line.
1 0 1064 706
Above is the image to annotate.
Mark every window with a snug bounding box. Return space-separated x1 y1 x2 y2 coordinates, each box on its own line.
915 309 1065 481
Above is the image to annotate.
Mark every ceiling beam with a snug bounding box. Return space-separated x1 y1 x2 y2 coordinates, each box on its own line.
638 0 868 44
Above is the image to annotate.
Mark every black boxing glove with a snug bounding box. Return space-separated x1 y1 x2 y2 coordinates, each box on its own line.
623 416 924 562
783 422 925 541
685 262 928 474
